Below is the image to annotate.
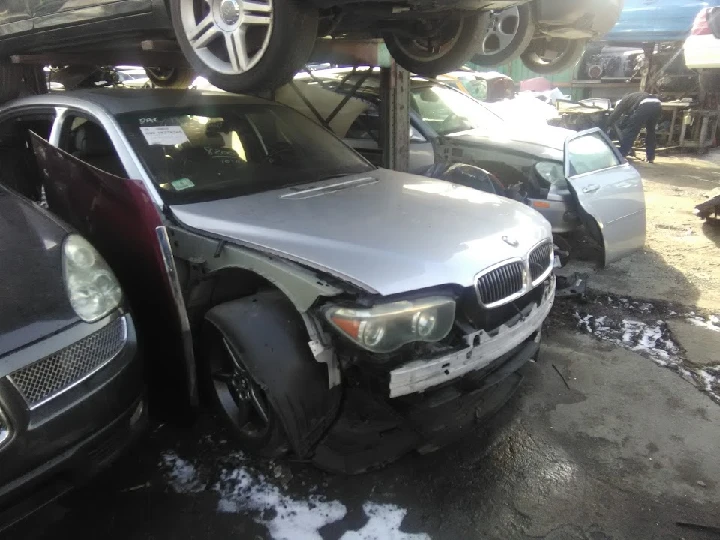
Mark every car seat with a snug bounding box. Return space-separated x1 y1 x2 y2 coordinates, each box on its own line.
71 122 127 178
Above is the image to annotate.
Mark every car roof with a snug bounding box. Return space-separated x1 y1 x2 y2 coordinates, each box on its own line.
3 88 271 116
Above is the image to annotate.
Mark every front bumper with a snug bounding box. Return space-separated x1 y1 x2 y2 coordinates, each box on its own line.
0 313 146 531
389 275 554 397
313 279 553 473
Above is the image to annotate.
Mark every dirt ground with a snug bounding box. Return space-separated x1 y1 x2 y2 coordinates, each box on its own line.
567 150 720 312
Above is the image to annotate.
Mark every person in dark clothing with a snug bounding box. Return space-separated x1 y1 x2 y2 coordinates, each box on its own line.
606 91 662 163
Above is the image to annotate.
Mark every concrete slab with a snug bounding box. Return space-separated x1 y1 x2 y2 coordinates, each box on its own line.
667 319 720 367
19 331 720 540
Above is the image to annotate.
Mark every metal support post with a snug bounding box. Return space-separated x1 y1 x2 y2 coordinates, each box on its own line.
380 63 410 172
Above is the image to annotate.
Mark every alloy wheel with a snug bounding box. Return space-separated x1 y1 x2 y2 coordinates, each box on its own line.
392 19 464 62
145 67 176 81
478 7 520 56
210 337 272 439
179 0 273 75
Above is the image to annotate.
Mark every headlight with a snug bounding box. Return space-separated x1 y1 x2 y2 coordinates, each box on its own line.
63 235 123 322
534 162 567 188
325 297 455 353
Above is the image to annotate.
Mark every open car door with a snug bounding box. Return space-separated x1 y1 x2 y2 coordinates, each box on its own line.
564 128 646 266
29 132 197 408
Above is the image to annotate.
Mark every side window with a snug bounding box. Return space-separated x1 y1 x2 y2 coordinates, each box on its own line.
567 132 621 176
0 111 57 201
59 115 128 178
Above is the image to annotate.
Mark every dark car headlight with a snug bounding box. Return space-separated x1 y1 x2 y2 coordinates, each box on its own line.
324 297 455 353
63 235 123 322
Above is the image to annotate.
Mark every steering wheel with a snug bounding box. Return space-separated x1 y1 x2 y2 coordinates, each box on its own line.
264 142 296 164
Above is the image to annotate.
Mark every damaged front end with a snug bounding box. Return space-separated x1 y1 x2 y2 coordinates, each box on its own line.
311 259 555 474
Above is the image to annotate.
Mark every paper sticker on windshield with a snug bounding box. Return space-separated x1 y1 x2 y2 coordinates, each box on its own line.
140 126 189 146
172 178 195 191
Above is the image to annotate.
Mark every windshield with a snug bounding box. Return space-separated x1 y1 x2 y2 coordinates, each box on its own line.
411 84 504 136
116 104 374 204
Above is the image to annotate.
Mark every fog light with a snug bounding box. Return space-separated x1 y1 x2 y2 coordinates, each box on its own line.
130 400 144 426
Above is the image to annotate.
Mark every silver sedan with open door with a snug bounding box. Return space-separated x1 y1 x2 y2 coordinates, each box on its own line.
564 128 646 266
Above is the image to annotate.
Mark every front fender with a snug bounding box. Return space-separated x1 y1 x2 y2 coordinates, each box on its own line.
204 291 341 457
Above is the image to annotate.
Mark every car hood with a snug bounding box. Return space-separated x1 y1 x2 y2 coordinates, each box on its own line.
444 123 572 161
170 169 552 296
0 189 78 359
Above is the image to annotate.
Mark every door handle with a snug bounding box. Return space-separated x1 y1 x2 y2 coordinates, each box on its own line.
582 184 600 194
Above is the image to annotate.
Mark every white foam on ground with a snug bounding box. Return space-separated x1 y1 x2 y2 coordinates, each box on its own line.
576 313 676 364
575 312 719 402
214 467 346 540
161 453 432 539
687 315 720 332
161 452 206 493
340 503 431 540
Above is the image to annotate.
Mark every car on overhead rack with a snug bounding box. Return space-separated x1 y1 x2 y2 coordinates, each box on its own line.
281 68 646 264
471 0 623 74
0 184 146 531
0 0 533 103
604 0 720 44
0 87 556 473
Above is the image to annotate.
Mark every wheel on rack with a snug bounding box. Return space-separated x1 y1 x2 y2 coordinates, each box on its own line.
471 4 535 67
520 37 587 74
143 67 196 88
169 0 318 94
383 12 490 77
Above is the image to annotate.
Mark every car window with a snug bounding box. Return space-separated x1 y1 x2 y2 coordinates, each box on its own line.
116 104 374 204
566 132 621 176
410 84 503 136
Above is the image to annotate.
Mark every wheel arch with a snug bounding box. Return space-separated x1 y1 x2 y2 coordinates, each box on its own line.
202 288 343 457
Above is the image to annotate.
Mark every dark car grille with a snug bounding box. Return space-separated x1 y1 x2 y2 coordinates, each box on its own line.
9 317 127 409
476 261 525 306
0 413 9 448
529 241 553 283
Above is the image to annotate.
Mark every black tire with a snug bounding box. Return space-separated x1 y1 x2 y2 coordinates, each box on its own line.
520 37 587 74
471 4 535 67
202 319 288 457
0 63 46 103
383 12 490 77
169 0 318 94
143 67 196 89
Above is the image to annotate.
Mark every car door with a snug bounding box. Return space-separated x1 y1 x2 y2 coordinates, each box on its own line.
29 115 197 405
564 128 646 266
31 0 151 26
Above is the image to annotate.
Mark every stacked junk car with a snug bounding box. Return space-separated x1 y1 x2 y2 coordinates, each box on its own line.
14 0 719 538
